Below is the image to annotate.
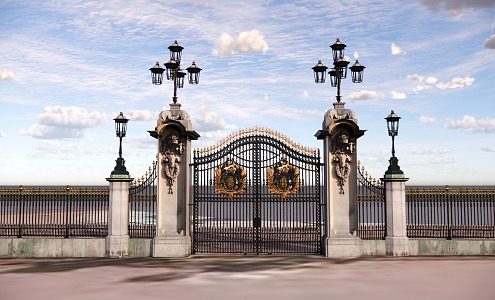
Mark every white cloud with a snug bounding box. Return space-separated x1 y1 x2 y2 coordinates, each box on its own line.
410 147 451 155
413 85 433 93
481 147 495 152
126 110 158 121
0 70 16 80
407 74 438 83
419 116 437 125
391 43 406 55
425 77 439 84
20 124 86 139
0 130 5 137
407 74 424 81
192 106 237 132
390 91 407 99
213 30 268 57
20 105 107 139
302 90 309 98
447 115 495 133
236 29 269 53
484 34 495 49
212 33 235 57
349 90 379 101
38 106 106 127
436 76 475 89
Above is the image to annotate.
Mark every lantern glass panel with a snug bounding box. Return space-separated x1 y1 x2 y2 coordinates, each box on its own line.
176 70 186 88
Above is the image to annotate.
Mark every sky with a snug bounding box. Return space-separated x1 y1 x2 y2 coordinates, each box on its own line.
1 0 494 186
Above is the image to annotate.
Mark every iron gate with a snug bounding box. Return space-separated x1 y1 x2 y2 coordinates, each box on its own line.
191 127 322 255
357 161 386 239
129 161 157 238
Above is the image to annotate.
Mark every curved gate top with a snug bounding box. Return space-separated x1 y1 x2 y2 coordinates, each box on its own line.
192 127 322 255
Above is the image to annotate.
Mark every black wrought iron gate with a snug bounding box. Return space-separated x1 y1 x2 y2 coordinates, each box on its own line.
191 127 322 255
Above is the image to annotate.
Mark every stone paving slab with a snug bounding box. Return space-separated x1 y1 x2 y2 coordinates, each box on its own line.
1 256 494 300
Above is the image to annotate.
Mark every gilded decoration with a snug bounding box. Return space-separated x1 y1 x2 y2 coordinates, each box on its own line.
331 130 355 195
215 160 247 199
161 132 184 194
267 159 300 199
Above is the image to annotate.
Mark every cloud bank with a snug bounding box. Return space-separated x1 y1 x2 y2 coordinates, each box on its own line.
20 106 107 139
419 0 495 14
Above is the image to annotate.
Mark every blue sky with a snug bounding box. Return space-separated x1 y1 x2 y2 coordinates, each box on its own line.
1 0 494 186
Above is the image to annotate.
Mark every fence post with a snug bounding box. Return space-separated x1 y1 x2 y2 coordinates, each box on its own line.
446 185 452 240
382 170 409 256
17 185 24 238
106 175 133 257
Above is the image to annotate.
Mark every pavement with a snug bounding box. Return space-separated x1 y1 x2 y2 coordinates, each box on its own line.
1 255 494 300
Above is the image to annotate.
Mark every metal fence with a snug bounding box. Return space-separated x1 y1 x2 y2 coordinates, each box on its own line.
128 161 157 238
357 162 386 240
0 186 109 238
406 186 495 239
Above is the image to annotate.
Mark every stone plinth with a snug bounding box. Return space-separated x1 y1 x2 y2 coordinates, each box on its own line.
325 236 363 258
106 175 133 257
382 172 409 256
152 236 191 257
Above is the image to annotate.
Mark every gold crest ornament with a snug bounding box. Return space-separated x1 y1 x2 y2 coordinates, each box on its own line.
267 159 300 199
215 160 247 199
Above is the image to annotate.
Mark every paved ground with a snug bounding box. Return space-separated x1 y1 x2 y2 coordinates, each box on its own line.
1 256 494 300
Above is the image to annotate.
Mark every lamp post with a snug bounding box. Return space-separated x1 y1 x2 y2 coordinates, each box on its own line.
385 110 403 175
312 38 365 103
111 112 129 176
149 40 202 104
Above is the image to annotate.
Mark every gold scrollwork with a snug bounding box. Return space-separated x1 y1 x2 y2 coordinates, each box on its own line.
215 160 247 199
267 160 300 199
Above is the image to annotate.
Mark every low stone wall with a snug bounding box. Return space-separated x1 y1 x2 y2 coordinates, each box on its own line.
1 238 494 257
0 238 153 258
362 239 495 256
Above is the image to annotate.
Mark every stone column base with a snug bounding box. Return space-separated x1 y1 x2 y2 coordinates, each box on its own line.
106 235 129 257
325 236 362 258
152 236 191 257
386 236 409 256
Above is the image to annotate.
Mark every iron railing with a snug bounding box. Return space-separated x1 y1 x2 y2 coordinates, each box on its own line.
356 162 386 240
0 186 109 238
128 161 157 238
406 186 495 239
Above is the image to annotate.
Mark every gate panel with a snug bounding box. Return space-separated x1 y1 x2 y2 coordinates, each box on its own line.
192 127 322 255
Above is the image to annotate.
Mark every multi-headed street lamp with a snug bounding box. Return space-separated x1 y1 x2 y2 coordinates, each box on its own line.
385 110 403 175
149 40 202 104
111 112 129 176
312 38 366 103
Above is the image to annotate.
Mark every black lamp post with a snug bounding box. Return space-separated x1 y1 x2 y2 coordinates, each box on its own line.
312 38 365 103
385 110 403 175
149 40 202 104
111 112 129 176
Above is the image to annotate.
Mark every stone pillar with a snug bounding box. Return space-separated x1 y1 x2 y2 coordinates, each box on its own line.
149 103 199 257
382 158 409 256
106 175 133 257
316 102 366 258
